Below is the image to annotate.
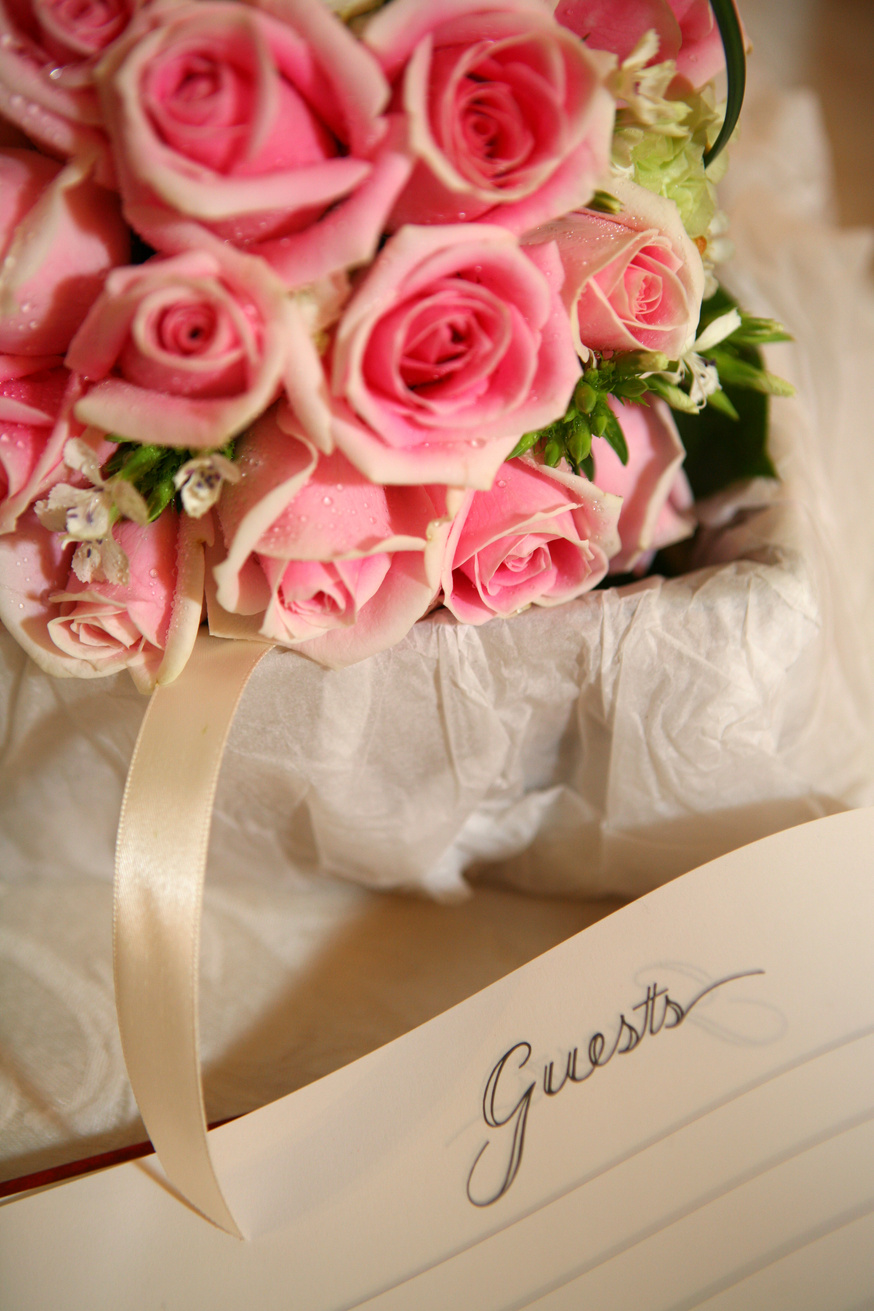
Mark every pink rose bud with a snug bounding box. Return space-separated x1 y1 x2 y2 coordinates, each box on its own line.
365 0 616 233
591 395 695 574
97 0 411 288
0 0 133 173
306 224 581 491
0 505 207 690
0 352 75 533
525 176 705 360
210 403 454 669
0 149 129 356
554 0 729 89
66 246 312 449
441 453 621 623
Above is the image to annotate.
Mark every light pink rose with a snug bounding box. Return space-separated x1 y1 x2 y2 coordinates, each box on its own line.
525 176 704 359
65 245 313 449
0 352 78 532
209 403 455 669
590 395 694 573
365 0 615 233
0 0 134 175
0 504 207 689
97 0 411 288
0 148 129 355
298 223 581 491
440 452 620 623
553 0 727 89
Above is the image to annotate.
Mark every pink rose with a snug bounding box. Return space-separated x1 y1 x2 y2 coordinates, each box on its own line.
66 245 312 449
590 395 694 574
298 224 580 490
525 176 704 359
365 0 615 233
667 0 728 88
0 504 206 689
554 0 727 89
0 352 76 532
0 0 134 174
440 452 620 623
97 0 411 288
0 149 129 355
209 403 454 669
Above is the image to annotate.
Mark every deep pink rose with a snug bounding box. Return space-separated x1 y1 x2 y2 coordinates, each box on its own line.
0 0 135 175
0 352 76 532
65 245 314 449
591 395 694 573
209 403 454 668
296 223 580 490
525 177 704 358
0 148 129 355
0 504 206 689
554 0 727 89
441 452 620 623
365 0 615 233
97 0 411 288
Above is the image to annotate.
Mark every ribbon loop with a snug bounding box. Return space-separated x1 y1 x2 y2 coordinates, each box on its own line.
114 632 271 1238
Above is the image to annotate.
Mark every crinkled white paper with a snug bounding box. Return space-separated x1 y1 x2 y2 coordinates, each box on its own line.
3 93 874 906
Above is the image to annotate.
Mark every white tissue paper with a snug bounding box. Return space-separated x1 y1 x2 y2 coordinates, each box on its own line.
2 92 874 908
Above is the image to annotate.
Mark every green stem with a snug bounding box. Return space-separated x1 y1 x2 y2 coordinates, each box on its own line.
703 0 746 167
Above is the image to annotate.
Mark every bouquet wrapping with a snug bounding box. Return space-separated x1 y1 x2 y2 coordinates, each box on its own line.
0 0 873 901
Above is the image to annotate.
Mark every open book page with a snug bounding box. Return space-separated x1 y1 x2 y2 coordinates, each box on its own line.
1 808 873 1310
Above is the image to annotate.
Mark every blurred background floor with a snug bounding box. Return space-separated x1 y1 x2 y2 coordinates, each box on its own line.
743 0 874 226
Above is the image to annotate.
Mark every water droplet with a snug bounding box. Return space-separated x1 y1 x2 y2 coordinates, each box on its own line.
149 568 158 578
19 301 31 313
470 438 483 448
322 495 332 505
368 516 376 524
497 478 506 488
48 65 64 80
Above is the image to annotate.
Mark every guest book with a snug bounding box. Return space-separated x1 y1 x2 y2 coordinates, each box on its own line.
2 808 873 1310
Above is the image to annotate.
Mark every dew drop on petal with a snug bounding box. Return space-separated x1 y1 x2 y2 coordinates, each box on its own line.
322 496 332 506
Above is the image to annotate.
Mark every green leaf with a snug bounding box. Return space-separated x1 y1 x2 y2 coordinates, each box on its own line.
646 375 700 413
587 189 623 215
600 408 629 465
674 376 776 499
706 387 740 419
709 349 795 396
147 478 179 522
703 0 746 168
730 316 793 346
507 430 541 460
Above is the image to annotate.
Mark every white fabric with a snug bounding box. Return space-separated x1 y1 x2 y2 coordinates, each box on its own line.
2 87 874 1182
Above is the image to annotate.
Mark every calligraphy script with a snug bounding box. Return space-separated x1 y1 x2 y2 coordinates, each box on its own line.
466 969 765 1207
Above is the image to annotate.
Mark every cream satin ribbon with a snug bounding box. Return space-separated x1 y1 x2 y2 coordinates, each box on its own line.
114 632 271 1238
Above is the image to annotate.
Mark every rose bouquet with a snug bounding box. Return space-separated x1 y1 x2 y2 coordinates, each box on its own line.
0 0 791 690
